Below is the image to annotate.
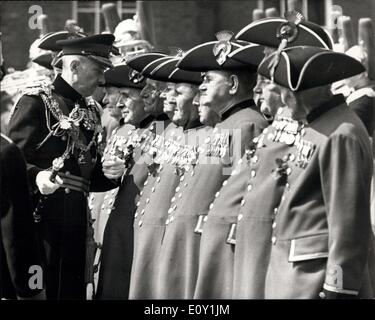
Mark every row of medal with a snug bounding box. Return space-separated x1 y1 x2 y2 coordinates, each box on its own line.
203 132 230 158
248 115 317 169
105 125 234 173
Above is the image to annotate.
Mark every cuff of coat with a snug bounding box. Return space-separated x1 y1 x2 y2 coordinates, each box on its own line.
319 283 359 299
28 165 43 191
16 287 44 299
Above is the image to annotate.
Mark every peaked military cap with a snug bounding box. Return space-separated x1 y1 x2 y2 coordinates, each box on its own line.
258 46 365 91
56 33 116 68
227 44 265 70
177 30 251 72
102 64 146 89
32 51 54 70
38 31 86 52
236 15 333 50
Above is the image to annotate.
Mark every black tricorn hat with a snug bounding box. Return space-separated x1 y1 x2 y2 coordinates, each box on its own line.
236 17 333 50
177 31 251 72
56 34 116 68
126 52 167 72
149 57 202 85
101 64 146 89
258 46 365 91
227 44 265 71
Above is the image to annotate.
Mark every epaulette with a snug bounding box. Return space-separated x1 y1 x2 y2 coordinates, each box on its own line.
9 82 54 121
20 82 53 97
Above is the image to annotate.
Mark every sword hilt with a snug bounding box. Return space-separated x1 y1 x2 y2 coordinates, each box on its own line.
33 156 65 223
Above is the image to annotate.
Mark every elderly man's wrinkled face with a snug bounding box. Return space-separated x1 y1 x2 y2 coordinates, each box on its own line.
140 79 165 114
103 87 123 121
280 86 300 119
253 75 268 108
165 83 197 127
198 70 231 125
261 81 283 120
162 83 177 120
117 87 146 125
76 58 106 97
253 46 283 121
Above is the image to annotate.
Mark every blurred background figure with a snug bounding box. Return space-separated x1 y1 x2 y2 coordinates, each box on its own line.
101 3 153 65
344 45 375 137
0 15 54 117
1 133 45 300
0 34 12 134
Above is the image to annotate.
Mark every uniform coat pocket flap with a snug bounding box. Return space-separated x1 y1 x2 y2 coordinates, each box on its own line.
288 233 329 262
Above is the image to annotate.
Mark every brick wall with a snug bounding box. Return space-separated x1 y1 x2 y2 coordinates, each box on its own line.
1 0 374 70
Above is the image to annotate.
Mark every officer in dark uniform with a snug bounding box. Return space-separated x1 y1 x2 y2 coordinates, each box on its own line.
0 133 45 299
7 34 124 300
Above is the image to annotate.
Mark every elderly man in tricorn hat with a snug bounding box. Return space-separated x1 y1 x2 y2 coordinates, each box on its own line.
176 31 268 299
8 34 125 300
233 12 334 122
229 44 374 299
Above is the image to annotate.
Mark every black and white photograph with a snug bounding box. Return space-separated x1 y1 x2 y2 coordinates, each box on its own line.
0 0 374 314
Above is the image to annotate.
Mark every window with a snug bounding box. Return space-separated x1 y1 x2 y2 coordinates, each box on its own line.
72 1 137 34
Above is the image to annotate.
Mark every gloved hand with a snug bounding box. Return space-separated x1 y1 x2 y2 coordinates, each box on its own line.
36 170 63 195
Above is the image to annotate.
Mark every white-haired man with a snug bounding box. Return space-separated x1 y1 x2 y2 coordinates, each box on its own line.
8 34 124 300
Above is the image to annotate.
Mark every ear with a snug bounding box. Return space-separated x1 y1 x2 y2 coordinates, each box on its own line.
229 74 239 95
70 59 80 73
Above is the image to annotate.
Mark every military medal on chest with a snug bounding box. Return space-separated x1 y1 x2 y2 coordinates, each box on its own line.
295 137 316 169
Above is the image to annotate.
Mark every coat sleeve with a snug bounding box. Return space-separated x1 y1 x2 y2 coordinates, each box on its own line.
7 95 45 186
231 120 265 167
89 153 120 192
1 142 43 298
348 96 375 136
319 130 373 297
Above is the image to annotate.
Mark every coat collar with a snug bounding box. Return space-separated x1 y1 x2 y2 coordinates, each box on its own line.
154 113 170 121
183 118 204 132
306 94 345 124
221 98 256 121
139 114 155 128
52 74 84 103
